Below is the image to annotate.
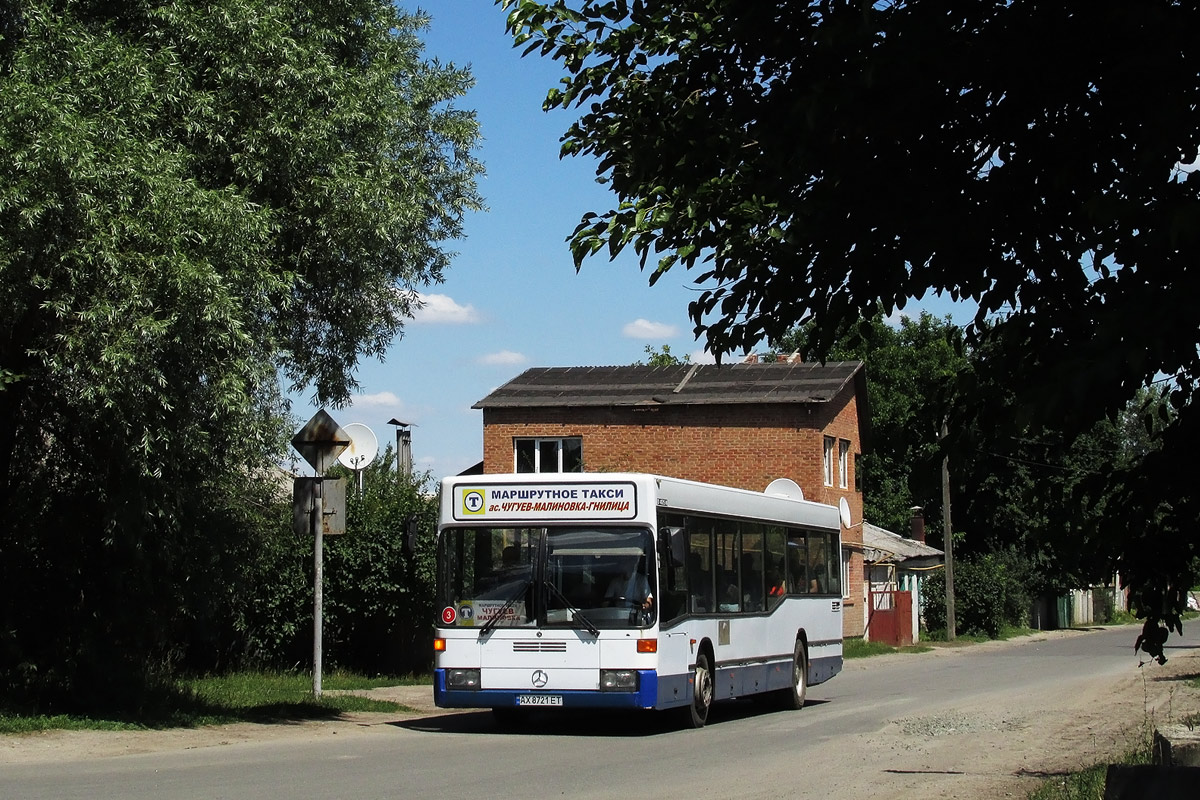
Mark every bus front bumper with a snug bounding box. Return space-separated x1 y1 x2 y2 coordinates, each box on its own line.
434 669 659 710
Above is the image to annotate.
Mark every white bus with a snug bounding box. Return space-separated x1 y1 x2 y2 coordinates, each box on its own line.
433 473 843 727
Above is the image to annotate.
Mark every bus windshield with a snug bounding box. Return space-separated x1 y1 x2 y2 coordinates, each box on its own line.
437 526 656 630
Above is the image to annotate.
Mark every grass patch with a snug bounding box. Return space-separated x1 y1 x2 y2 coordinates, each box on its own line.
0 671 422 735
1097 610 1140 626
0 715 148 735
1027 736 1153 800
843 637 933 659
922 625 1036 644
1028 762 1112 800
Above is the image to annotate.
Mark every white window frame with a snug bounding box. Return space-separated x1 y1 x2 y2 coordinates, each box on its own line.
514 437 583 473
838 439 850 489
823 436 835 486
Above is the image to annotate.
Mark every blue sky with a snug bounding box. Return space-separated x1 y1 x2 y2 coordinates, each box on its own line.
292 1 968 479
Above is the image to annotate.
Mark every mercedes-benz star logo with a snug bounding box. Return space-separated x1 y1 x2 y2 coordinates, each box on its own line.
531 669 549 688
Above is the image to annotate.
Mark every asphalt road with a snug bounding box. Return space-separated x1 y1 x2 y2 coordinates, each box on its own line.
4 624 1197 800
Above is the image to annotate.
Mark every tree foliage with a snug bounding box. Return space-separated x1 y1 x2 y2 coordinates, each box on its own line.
633 343 690 365
776 315 1187 605
1 0 480 708
504 0 1200 631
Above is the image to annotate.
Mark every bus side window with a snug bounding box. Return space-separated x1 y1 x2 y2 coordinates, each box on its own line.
825 535 842 597
765 527 787 605
740 529 763 612
658 526 688 622
688 530 713 613
807 532 829 594
787 531 808 595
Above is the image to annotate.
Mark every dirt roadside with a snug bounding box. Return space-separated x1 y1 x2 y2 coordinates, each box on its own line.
836 633 1200 800
3 629 1197 800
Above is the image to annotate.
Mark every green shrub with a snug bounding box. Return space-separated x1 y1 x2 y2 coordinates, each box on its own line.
922 550 1033 638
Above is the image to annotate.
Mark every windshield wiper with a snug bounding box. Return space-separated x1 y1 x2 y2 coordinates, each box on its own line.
544 581 600 637
478 579 530 637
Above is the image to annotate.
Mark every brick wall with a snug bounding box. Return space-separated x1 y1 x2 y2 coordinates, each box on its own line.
480 382 867 637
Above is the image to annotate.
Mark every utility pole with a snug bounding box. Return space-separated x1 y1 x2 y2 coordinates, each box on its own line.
941 419 956 641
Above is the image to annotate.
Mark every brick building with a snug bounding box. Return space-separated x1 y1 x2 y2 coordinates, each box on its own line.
472 360 871 638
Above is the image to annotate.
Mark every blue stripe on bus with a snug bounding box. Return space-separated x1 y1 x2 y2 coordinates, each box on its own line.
434 669 660 710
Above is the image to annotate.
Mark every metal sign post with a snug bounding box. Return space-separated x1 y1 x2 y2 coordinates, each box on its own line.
291 409 350 699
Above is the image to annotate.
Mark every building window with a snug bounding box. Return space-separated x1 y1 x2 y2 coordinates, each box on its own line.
514 437 582 473
823 436 835 486
843 547 852 601
838 439 850 489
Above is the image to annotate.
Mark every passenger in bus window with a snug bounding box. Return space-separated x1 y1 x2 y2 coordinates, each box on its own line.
767 567 786 599
809 553 825 594
606 557 653 611
719 573 740 612
742 555 763 611
788 550 807 594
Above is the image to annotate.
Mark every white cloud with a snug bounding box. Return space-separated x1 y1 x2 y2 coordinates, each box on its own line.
622 318 679 338
689 348 717 364
351 391 404 410
478 350 528 366
412 293 480 324
884 309 910 328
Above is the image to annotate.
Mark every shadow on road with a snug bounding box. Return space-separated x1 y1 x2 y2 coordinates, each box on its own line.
393 697 828 737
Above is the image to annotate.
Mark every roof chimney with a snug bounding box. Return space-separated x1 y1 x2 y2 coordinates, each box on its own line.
388 419 414 478
909 506 926 543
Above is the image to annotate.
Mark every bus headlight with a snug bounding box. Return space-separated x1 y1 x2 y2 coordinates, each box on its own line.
446 668 481 689
600 669 639 691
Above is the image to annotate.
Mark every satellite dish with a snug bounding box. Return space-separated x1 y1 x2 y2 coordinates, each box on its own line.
337 423 378 471
838 497 853 529
764 478 804 501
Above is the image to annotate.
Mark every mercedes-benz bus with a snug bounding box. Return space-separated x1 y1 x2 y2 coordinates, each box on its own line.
433 473 843 727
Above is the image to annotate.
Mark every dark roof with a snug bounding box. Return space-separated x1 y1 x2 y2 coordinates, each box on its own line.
863 522 944 563
473 362 866 410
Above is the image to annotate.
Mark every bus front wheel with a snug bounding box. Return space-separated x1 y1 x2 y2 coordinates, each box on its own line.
687 652 714 728
781 641 807 711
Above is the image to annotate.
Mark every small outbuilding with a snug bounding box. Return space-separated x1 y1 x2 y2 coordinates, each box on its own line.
862 522 944 645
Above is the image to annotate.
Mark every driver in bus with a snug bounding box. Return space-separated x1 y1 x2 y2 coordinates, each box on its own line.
605 557 653 612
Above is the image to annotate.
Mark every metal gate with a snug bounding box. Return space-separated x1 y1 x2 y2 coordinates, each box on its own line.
867 589 913 646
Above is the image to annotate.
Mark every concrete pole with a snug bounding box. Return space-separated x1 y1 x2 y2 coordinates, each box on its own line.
941 420 956 641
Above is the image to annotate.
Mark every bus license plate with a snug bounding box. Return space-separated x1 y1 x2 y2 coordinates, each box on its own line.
517 695 562 706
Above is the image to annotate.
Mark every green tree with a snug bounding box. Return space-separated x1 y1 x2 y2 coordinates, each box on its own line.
503 0 1200 634
0 1 481 709
634 343 690 366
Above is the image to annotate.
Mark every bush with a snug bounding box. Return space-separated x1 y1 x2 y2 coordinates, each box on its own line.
228 451 440 677
922 550 1033 638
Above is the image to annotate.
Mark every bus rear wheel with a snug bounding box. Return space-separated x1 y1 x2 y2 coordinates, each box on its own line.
780 641 807 711
686 653 714 728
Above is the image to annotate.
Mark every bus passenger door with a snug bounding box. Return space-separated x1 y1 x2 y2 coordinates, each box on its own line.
658 629 691 708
